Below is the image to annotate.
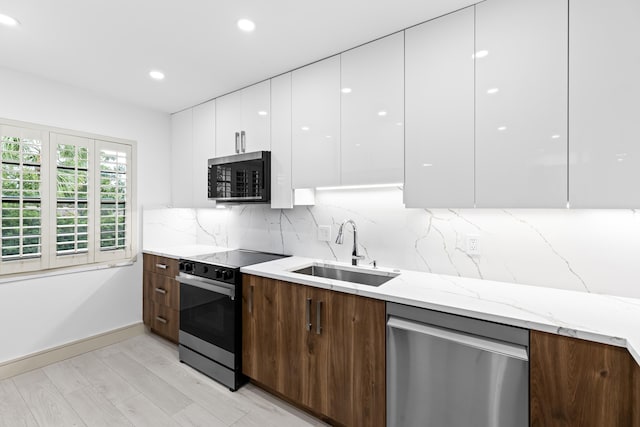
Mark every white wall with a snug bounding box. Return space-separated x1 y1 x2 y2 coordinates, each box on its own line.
145 189 640 299
0 67 171 363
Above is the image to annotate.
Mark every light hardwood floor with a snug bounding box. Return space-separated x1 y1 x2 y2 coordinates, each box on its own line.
1 332 328 427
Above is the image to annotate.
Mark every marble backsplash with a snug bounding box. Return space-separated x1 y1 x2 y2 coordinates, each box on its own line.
143 187 640 299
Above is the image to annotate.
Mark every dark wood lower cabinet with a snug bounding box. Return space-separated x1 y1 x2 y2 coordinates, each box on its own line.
242 274 385 427
530 330 639 427
143 254 180 343
327 291 386 427
634 360 640 426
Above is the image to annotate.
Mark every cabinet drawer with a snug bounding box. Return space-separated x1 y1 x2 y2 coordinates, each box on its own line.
144 271 180 310
150 303 179 343
143 254 178 277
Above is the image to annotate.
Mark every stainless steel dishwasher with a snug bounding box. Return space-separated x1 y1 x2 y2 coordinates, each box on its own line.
387 302 529 427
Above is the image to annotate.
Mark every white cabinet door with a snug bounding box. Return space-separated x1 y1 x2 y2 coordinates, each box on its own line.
215 82 270 157
404 7 475 208
292 55 341 188
270 73 293 209
569 0 640 208
215 91 241 157
192 100 216 208
170 108 193 207
240 80 271 153
341 32 404 186
475 0 568 208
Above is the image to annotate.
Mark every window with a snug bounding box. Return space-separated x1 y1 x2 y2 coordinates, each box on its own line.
0 121 135 275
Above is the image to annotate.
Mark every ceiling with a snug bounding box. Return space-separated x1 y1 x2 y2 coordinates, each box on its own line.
0 0 478 113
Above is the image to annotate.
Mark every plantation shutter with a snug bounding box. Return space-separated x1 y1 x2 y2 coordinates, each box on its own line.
0 125 50 274
94 140 132 262
49 133 93 268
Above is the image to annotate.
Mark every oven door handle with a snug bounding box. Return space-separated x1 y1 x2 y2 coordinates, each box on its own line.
176 276 235 300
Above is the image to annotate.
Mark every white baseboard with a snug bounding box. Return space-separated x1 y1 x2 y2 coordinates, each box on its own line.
0 322 145 380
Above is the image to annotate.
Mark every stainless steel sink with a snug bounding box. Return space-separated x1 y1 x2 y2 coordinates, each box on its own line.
291 264 399 287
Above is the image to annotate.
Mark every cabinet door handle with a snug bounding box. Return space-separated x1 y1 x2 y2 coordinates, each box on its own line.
155 263 167 270
241 131 246 152
155 316 168 324
316 301 323 335
305 298 312 331
249 285 254 314
235 132 240 153
154 288 167 295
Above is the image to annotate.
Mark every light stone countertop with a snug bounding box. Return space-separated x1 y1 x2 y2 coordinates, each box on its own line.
240 256 640 366
142 245 231 259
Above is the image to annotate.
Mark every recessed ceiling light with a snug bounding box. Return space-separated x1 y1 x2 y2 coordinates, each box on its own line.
301 126 310 131
551 134 561 139
487 88 499 95
341 87 352 94
422 163 433 167
237 19 256 32
396 122 403 126
498 126 507 131
473 50 489 59
0 13 19 27
258 111 268 116
378 111 387 116
149 70 165 80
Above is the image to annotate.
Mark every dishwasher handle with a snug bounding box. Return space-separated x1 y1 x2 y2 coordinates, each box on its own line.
387 316 528 361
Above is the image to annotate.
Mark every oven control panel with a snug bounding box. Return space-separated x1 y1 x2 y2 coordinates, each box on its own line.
179 260 236 285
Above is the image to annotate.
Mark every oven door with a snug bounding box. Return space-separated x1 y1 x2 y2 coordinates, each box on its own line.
177 274 238 367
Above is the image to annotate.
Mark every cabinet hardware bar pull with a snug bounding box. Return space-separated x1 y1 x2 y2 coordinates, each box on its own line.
316 301 323 335
155 263 167 269
305 298 312 331
235 132 240 153
249 285 254 314
154 288 167 295
155 316 168 324
241 131 246 152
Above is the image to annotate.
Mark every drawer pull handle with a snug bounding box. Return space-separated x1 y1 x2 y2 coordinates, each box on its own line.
154 288 167 295
155 263 168 270
249 285 254 314
155 316 168 324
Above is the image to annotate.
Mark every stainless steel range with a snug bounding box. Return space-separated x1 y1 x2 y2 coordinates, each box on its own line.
176 249 287 391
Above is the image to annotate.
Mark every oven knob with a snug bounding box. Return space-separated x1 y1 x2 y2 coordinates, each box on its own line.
184 262 193 273
223 270 233 280
215 269 223 279
203 266 209 274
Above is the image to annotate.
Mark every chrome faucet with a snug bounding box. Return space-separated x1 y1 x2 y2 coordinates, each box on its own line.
335 219 365 266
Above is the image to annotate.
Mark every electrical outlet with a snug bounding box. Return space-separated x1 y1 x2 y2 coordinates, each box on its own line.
466 234 480 255
318 225 331 242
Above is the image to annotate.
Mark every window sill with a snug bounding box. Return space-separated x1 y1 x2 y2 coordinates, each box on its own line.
0 256 138 285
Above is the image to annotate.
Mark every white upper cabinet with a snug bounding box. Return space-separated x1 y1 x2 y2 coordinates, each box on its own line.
270 73 294 209
569 0 640 208
192 100 216 208
170 108 193 208
215 81 270 157
475 0 568 208
404 7 475 208
240 81 271 153
340 33 404 186
292 56 341 188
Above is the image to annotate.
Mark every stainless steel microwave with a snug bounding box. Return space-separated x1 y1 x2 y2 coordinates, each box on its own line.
208 151 271 204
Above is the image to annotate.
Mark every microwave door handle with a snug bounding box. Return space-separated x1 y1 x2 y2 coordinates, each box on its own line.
235 132 240 153
241 131 246 152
